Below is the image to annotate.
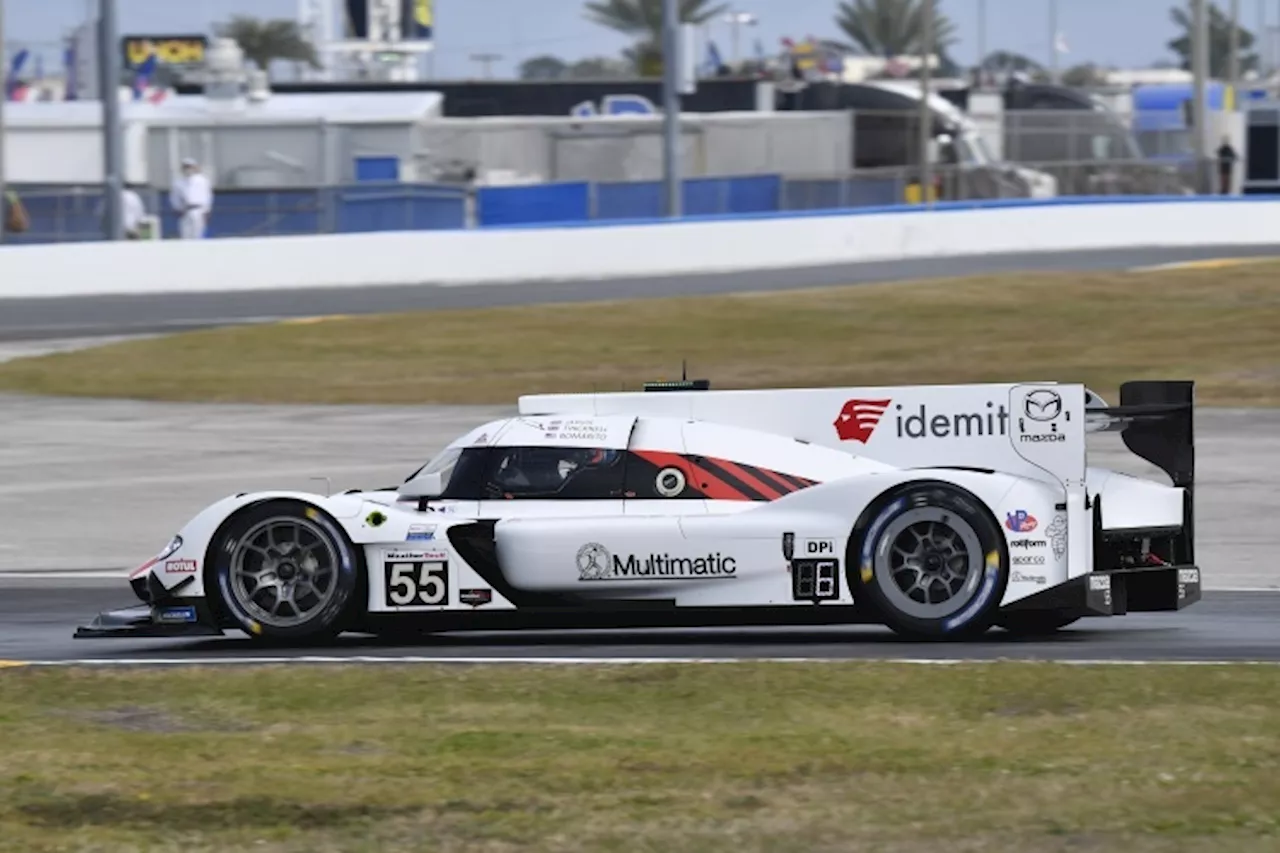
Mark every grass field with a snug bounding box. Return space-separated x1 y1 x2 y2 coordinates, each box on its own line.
0 661 1278 852
0 263 1277 406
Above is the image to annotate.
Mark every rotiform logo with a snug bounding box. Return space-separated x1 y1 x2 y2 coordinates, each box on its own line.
894 402 1009 439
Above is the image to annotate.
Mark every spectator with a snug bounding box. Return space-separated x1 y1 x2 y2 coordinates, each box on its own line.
122 183 146 239
1216 137 1238 195
170 157 213 239
4 189 29 236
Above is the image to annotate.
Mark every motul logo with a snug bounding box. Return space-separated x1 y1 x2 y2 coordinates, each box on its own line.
834 398 892 443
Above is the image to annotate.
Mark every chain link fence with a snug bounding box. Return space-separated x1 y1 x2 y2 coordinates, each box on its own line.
3 184 471 244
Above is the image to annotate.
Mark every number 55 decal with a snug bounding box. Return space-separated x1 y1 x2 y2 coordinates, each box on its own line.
385 561 449 608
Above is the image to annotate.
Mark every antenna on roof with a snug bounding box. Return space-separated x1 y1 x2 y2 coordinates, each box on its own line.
682 359 688 381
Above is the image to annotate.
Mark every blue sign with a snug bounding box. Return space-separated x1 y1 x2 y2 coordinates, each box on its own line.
570 94 659 118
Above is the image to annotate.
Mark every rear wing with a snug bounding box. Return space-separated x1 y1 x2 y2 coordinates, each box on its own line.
1087 380 1195 489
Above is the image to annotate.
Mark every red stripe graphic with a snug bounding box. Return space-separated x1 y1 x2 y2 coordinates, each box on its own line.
633 450 818 502
741 463 805 495
713 459 786 500
633 449 745 500
683 459 756 501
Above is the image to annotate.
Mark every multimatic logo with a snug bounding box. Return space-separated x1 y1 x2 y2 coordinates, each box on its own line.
576 542 737 581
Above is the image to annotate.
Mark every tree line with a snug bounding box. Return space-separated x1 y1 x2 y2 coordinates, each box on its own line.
120 2 1260 85
524 0 1259 83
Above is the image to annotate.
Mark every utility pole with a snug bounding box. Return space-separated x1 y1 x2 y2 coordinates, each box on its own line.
99 0 123 240
1192 0 1210 193
1261 0 1269 78
468 53 501 78
918 0 933 207
0 0 7 244
662 0 681 217
976 0 986 86
1049 0 1059 84
1229 0 1240 107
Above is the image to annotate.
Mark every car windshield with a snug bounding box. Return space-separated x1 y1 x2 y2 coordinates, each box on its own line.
406 445 463 490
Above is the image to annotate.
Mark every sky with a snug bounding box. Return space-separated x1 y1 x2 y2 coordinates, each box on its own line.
2 1 1264 80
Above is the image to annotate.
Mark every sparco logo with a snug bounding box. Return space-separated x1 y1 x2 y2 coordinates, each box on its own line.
576 542 737 581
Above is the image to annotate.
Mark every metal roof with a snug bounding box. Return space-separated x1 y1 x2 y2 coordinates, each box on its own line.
1 91 445 127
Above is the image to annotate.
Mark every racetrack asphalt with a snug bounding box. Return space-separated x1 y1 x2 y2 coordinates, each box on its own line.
1 580 1277 664
5 244 1280 342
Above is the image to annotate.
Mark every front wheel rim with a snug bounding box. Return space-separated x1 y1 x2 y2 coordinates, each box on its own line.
874 507 985 620
229 516 340 629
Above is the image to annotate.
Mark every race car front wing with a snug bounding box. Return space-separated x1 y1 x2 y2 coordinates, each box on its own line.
74 570 224 639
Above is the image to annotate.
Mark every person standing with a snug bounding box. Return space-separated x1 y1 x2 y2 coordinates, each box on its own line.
170 158 213 238
122 183 146 239
1216 137 1239 195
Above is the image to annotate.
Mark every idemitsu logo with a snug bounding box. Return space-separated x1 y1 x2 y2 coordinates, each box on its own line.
834 399 892 443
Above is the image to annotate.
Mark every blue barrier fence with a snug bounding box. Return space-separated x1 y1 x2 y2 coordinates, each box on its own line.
477 176 785 226
4 163 1216 243
5 184 470 244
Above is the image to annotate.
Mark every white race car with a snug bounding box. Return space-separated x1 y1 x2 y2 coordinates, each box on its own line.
77 379 1201 643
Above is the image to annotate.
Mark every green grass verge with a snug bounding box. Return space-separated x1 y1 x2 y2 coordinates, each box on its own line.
0 264 1278 405
0 662 1278 851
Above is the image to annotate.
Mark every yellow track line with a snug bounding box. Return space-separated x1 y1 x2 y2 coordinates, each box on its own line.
1130 256 1279 273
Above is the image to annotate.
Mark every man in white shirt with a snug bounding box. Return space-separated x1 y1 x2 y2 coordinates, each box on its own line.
170 158 213 239
122 184 146 239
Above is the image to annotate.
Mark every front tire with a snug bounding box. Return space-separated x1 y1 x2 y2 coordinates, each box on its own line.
209 500 363 642
853 483 1009 640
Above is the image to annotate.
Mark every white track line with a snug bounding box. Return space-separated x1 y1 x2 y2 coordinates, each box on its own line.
5 656 1279 668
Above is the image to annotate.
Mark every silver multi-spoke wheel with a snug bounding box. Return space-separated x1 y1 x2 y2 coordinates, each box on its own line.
229 516 340 630
874 507 985 621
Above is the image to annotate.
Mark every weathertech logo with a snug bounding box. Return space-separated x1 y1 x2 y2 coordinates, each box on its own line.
834 398 892 443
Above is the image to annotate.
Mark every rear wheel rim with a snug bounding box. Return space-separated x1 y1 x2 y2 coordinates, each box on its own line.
874 507 985 620
229 516 340 629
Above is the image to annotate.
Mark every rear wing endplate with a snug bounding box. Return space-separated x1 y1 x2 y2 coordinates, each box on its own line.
1087 381 1194 488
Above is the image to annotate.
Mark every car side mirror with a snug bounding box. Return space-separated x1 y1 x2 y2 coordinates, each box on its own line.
398 472 444 501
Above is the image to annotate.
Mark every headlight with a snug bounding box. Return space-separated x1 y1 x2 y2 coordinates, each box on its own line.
155 535 184 562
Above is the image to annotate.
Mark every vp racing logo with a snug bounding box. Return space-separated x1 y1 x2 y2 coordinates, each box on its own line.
835 398 1010 443
577 542 736 581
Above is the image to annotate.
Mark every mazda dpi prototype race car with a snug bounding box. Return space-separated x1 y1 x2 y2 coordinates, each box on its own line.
78 379 1201 643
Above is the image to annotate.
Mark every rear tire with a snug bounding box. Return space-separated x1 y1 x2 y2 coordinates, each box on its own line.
853 483 1009 641
209 500 363 643
995 612 1082 636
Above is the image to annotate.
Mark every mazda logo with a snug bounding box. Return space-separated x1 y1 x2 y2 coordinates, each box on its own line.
1024 390 1062 422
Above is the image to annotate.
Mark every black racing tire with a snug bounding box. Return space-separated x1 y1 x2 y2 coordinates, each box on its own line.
852 482 1009 641
995 612 1083 636
207 500 364 643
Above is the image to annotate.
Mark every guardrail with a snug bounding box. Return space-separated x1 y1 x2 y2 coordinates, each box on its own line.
2 195 1278 300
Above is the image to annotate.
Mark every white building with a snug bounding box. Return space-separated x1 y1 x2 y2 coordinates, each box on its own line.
3 90 445 188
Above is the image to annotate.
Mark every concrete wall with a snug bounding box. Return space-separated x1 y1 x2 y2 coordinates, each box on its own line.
2 196 1278 299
